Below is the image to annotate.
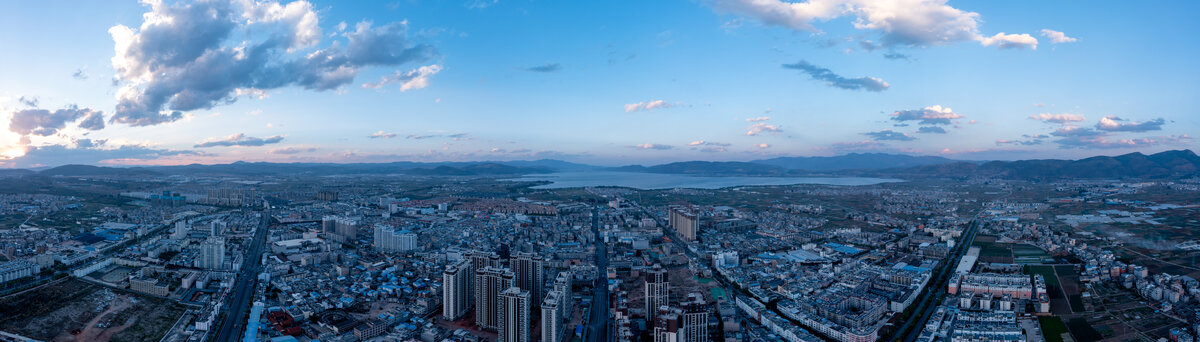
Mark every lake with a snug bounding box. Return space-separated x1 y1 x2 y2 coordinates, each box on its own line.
506 171 902 189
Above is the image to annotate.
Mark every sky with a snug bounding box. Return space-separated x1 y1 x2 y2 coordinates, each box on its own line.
0 0 1197 168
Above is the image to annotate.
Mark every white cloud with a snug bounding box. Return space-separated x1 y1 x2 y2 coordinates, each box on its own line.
745 116 771 122
194 133 285 147
363 64 443 91
1040 29 1077 44
624 100 677 113
745 122 782 136
108 0 435 126
890 105 963 125
1095 116 1165 132
368 131 398 139
714 0 1037 49
979 32 1038 50
632 143 673 150
1029 113 1085 124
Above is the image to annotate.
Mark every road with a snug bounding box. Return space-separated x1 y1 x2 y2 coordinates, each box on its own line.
213 210 272 342
895 219 980 342
587 206 610 342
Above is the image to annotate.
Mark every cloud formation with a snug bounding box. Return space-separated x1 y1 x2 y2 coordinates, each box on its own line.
712 0 1035 49
979 32 1038 50
745 122 782 136
890 105 963 125
521 63 561 73
108 0 435 126
1029 113 1085 124
782 60 889 91
632 143 673 150
882 52 910 61
368 131 398 139
1095 116 1165 132
8 105 106 137
863 129 915 141
916 126 946 134
404 132 468 140
1054 135 1189 149
363 64 443 90
270 146 317 154
18 96 38 107
1040 29 1077 44
745 116 771 122
194 133 285 148
624 100 677 112
3 143 205 167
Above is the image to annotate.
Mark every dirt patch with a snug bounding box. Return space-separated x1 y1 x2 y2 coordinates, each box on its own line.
0 278 187 342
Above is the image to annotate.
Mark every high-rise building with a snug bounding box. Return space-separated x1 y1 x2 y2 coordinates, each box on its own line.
443 260 471 320
210 220 226 237
374 225 419 253
669 207 699 241
499 287 531 342
468 250 501 310
511 252 545 308
198 237 226 269
654 307 681 342
680 293 710 342
542 290 564 342
172 220 189 239
645 264 670 326
322 216 358 243
553 271 573 320
475 266 515 331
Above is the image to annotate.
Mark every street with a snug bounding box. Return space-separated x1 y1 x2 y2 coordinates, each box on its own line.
213 210 272 342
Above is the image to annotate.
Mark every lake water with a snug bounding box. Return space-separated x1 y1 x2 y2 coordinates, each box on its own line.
506 171 902 189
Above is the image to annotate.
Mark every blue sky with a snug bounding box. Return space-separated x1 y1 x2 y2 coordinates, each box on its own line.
0 0 1196 167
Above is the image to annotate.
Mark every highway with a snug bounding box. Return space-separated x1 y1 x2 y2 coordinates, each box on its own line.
586 206 610 342
213 210 272 342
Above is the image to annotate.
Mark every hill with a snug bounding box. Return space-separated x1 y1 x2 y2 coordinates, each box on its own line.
752 153 961 171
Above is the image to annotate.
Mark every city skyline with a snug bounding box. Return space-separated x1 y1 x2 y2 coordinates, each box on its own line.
1 0 1197 168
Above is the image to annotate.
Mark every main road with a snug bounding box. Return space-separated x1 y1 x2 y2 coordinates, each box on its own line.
213 210 272 342
893 219 980 342
587 206 610 342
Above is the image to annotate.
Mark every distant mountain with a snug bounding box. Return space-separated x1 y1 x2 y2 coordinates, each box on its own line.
490 159 598 172
752 153 962 171
39 164 160 177
145 161 552 176
0 169 35 178
610 161 788 176
883 150 1200 179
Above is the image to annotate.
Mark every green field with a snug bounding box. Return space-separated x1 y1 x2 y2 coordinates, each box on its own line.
1028 265 1061 288
1039 316 1071 342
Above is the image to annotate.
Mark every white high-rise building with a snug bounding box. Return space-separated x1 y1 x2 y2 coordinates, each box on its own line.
198 237 226 269
542 290 564 342
210 220 226 237
442 260 471 320
511 252 544 308
374 225 418 253
468 250 501 312
172 220 189 239
554 271 573 320
645 264 670 326
475 267 515 331
499 287 531 342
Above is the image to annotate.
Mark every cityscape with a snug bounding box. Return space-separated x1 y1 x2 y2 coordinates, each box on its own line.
1 1 1199 342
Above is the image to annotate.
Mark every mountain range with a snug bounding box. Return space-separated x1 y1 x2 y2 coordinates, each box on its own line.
4 150 1198 180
